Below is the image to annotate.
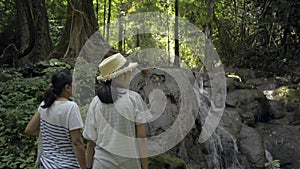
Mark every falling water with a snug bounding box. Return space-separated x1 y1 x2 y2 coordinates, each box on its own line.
194 75 251 169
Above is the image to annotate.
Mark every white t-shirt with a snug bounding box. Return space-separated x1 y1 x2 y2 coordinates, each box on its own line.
83 88 151 168
38 100 83 169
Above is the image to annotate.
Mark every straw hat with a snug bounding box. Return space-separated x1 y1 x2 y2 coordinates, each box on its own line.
97 53 138 81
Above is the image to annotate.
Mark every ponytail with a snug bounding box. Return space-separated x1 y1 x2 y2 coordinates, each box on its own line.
41 70 72 108
41 85 56 108
97 80 118 104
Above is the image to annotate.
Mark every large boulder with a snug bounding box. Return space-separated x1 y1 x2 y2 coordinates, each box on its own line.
130 68 203 168
268 101 300 125
239 124 265 169
246 77 284 90
269 100 286 119
226 89 270 123
256 123 300 169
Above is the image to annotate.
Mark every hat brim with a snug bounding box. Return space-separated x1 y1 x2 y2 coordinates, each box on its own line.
97 62 138 81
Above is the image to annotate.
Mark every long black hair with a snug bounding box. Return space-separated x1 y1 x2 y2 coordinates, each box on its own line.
97 80 119 104
41 70 72 108
97 62 131 104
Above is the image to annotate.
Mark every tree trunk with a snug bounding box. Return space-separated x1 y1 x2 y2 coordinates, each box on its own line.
0 0 52 66
204 0 214 71
167 13 170 65
123 21 126 53
29 0 53 61
136 29 140 47
16 0 34 56
118 0 124 53
103 0 107 37
174 0 180 67
49 0 98 60
106 0 112 42
96 0 99 23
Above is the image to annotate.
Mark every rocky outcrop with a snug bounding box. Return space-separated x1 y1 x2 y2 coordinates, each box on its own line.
256 123 300 169
130 67 300 169
226 89 270 124
239 124 265 169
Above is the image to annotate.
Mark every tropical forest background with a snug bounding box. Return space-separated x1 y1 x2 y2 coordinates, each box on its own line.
0 0 299 168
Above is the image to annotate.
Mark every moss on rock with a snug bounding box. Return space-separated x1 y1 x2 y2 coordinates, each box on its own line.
149 154 187 169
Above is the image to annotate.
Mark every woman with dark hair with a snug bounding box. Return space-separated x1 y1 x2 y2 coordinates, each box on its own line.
25 70 86 169
84 53 151 169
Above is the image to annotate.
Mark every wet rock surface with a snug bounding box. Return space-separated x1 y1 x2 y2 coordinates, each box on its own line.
130 67 300 169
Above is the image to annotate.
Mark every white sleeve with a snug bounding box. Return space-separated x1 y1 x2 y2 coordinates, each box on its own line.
37 101 44 113
68 103 84 131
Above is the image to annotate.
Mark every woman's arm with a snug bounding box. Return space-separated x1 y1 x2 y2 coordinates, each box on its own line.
136 124 148 169
70 129 86 169
86 140 96 169
24 112 40 136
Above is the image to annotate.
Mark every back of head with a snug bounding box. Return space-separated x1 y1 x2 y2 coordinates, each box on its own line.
41 70 72 109
96 53 137 104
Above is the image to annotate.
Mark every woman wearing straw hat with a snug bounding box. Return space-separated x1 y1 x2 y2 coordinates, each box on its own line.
84 53 151 169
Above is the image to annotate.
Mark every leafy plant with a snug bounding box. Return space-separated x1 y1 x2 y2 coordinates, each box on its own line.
0 60 72 168
265 160 280 169
0 70 45 168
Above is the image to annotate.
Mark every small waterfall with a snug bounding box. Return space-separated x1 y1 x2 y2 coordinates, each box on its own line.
194 75 250 169
202 127 250 169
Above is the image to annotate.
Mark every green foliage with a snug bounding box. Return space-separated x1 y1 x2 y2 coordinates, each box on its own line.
45 0 68 45
0 0 15 32
0 60 72 168
1 0 299 78
42 58 72 78
149 154 187 169
0 69 46 169
213 0 300 77
271 85 300 103
265 160 280 169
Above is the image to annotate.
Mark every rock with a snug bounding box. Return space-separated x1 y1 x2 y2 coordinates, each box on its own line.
285 110 300 125
176 121 208 169
202 125 251 169
240 111 256 126
269 100 286 119
226 77 238 92
239 124 265 169
149 154 187 169
224 68 257 80
285 102 300 112
221 108 243 137
246 77 280 90
256 123 300 169
130 67 300 169
268 118 290 125
226 89 270 122
198 110 250 169
226 77 255 93
131 68 202 168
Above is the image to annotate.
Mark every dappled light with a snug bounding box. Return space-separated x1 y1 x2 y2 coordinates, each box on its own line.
0 0 299 168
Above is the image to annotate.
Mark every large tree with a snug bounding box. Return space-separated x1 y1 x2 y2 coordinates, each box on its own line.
49 0 98 60
0 0 52 66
